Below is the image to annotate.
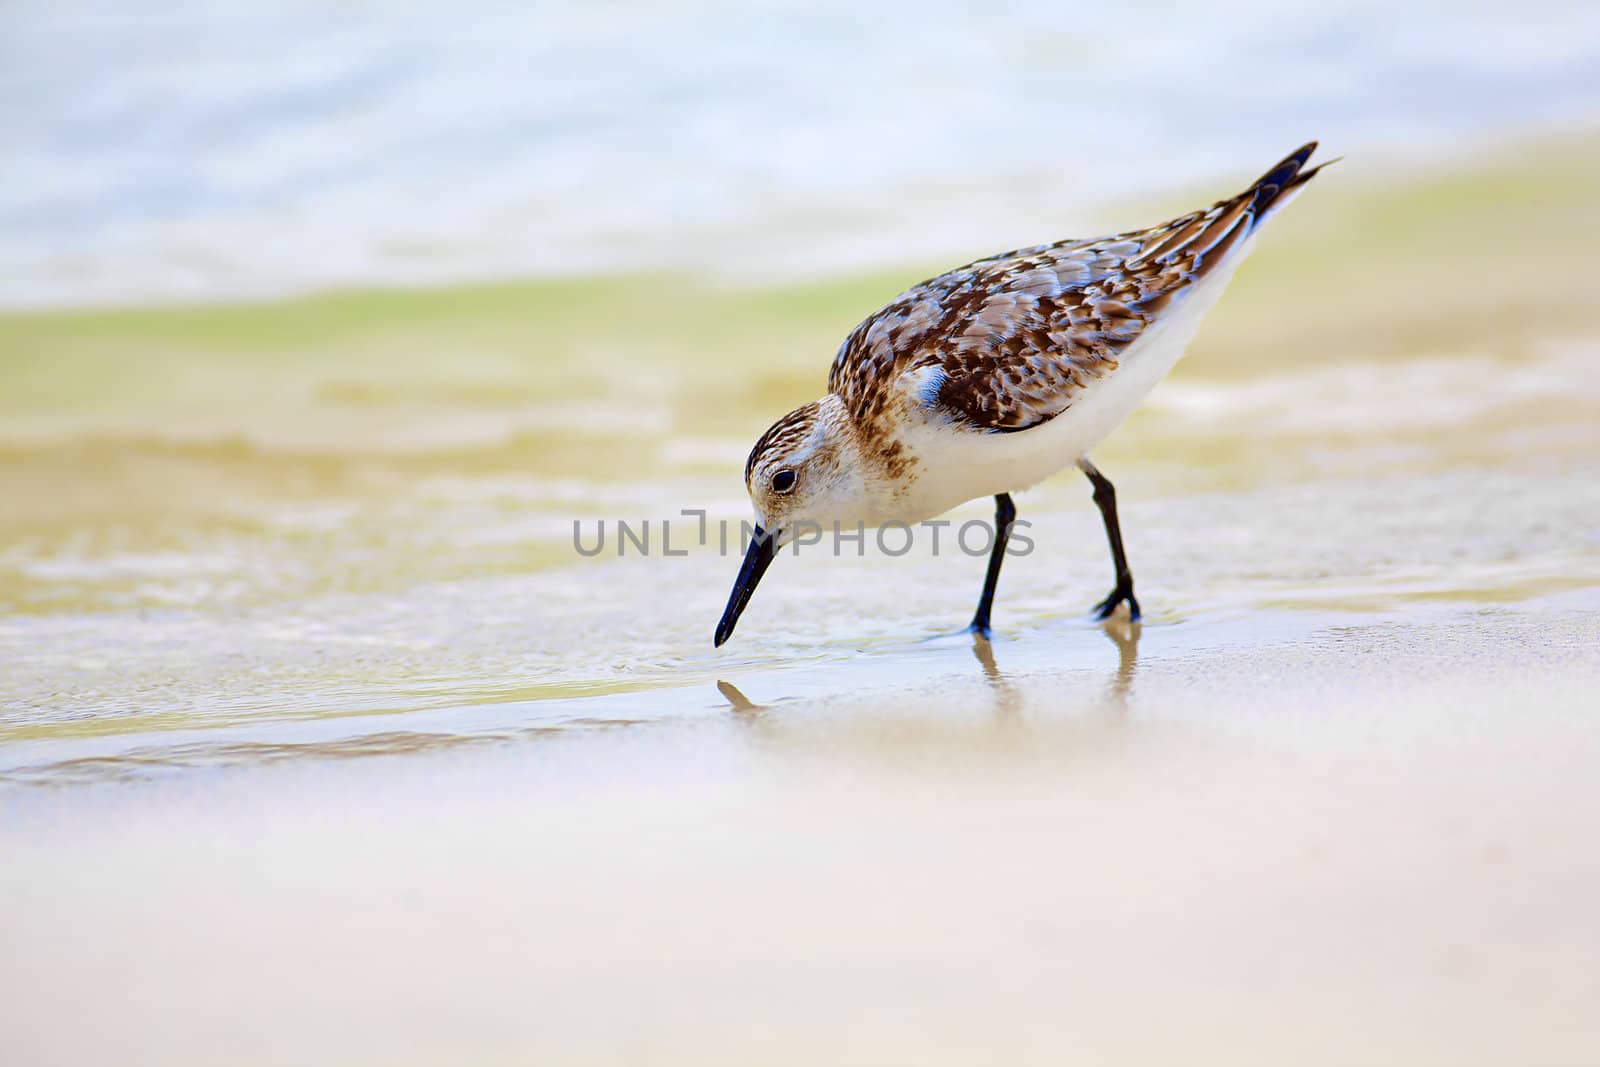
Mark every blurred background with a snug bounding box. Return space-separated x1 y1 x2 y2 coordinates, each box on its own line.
3 5 1600 1063
7 1 1600 305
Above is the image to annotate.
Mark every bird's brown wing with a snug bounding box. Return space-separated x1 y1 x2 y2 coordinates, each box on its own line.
828 142 1325 432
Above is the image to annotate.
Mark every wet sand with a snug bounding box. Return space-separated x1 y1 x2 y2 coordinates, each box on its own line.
2 450 1596 780
5 597 1600 1065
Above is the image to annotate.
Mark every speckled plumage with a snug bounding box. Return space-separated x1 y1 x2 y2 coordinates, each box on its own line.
827 142 1328 441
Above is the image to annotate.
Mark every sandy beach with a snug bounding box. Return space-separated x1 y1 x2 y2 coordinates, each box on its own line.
5 600 1600 1065
3 92 1599 1066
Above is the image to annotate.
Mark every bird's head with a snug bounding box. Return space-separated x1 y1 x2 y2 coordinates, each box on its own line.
714 394 883 646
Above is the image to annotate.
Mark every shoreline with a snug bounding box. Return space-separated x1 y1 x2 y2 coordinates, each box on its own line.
5 586 1597 788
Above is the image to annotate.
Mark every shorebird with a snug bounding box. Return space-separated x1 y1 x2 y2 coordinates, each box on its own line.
715 143 1328 647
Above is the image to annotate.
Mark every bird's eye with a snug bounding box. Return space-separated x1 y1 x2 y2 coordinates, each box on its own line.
771 469 797 493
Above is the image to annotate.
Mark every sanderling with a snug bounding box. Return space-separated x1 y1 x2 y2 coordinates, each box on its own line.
715 142 1329 646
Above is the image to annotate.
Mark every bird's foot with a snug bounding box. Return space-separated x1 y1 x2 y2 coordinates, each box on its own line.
966 618 994 640
1092 585 1140 622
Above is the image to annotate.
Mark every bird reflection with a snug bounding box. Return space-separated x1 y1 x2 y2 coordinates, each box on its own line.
716 678 764 715
717 618 1141 724
1099 616 1141 711
971 636 1022 721
972 617 1140 721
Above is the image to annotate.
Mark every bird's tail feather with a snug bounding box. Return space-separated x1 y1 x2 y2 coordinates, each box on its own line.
1247 141 1335 222
1125 141 1331 273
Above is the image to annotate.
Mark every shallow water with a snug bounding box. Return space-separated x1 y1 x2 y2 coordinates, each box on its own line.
2 333 1597 783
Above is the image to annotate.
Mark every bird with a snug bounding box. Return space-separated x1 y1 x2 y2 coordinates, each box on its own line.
715 142 1329 647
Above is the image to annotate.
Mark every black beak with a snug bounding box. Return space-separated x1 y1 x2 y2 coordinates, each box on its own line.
714 525 777 647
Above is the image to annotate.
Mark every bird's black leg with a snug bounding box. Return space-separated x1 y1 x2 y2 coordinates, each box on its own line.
1078 458 1141 622
968 493 1016 637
